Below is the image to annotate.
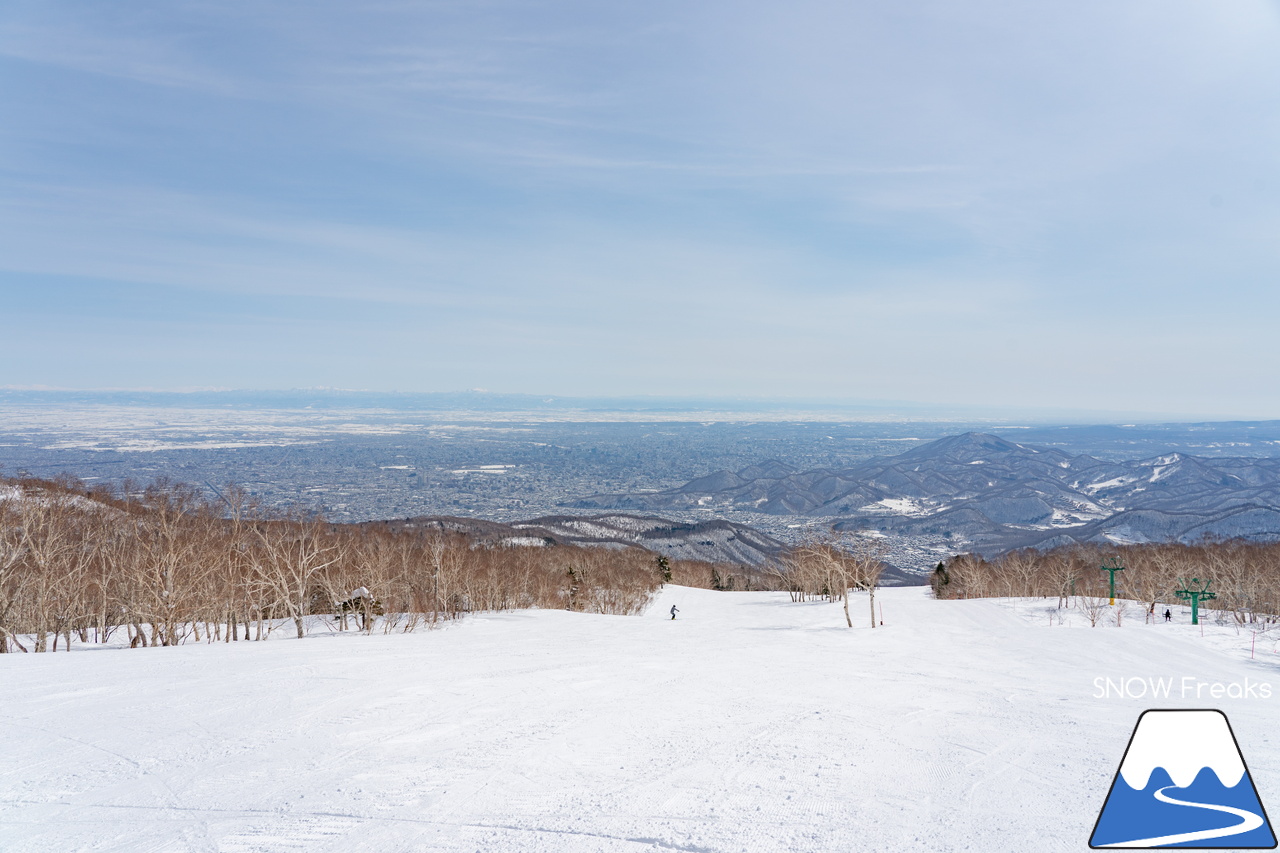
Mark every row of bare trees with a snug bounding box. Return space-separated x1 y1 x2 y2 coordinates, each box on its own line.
764 533 888 627
934 541 1280 625
0 476 750 652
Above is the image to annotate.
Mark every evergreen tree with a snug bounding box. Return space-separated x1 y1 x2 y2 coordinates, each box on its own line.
931 561 951 598
656 555 671 585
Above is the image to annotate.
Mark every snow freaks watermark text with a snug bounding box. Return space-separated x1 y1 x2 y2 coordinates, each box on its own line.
1093 676 1273 700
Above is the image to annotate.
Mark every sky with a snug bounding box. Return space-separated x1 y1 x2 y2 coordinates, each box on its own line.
2 1 1279 419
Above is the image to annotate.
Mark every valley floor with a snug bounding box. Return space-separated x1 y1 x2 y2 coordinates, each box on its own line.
2 587 1278 852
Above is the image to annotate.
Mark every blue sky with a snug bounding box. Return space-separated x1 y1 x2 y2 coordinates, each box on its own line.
2 1 1279 418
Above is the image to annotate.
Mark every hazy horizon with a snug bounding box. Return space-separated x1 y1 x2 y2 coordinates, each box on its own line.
0 385 1272 425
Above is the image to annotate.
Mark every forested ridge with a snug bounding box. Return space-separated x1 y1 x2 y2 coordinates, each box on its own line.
937 541 1280 625
0 476 765 653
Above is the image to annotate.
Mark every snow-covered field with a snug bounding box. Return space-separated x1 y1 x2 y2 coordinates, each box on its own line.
3 587 1278 852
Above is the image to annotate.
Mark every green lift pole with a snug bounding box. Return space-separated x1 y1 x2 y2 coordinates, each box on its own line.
1100 558 1125 606
1176 577 1216 626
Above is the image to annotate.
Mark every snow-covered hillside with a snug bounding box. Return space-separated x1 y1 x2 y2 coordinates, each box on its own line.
2 588 1278 852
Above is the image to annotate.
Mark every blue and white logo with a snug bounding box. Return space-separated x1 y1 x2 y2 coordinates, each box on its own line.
1091 709 1276 848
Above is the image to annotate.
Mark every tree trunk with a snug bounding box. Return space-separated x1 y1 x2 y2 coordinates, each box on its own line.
1 628 28 652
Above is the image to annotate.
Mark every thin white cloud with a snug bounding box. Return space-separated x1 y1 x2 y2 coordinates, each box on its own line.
0 19 241 95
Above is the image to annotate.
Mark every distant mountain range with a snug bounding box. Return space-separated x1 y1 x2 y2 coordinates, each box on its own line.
373 513 787 565
363 513 926 587
569 432 1280 554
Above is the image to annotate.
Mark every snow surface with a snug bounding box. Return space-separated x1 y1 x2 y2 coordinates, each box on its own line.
501 536 549 547
1083 476 1138 494
860 497 933 516
3 588 1279 852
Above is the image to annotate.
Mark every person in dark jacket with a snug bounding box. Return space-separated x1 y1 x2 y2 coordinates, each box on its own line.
670 604 679 620
1164 608 1172 622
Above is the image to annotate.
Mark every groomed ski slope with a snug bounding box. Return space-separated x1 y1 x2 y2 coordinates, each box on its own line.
2 586 1277 852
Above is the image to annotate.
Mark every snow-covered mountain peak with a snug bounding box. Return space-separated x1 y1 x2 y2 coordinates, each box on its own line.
1119 710 1246 790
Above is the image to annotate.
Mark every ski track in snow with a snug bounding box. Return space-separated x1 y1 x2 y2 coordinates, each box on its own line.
1 587 1278 852
1101 785 1264 847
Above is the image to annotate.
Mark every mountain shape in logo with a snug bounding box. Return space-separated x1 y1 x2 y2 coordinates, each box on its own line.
1091 709 1276 848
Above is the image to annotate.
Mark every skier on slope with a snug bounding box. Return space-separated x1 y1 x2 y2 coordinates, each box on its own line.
670 604 679 620
1164 608 1172 622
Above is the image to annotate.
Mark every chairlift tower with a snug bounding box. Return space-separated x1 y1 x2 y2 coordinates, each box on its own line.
1100 557 1125 606
1175 577 1217 626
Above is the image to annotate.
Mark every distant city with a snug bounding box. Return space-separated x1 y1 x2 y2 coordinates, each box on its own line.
4 391 1280 571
